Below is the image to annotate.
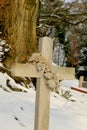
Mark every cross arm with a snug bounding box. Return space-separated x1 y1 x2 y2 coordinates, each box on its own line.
11 63 43 78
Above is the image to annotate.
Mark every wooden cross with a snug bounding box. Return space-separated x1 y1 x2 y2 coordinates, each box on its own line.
11 37 53 130
11 37 75 130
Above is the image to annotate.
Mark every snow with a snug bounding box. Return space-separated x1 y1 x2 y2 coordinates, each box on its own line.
0 71 87 130
0 88 35 130
50 85 87 130
52 61 58 66
0 72 31 92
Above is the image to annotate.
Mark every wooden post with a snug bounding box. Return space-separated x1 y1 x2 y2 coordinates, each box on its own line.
79 76 84 87
34 37 53 130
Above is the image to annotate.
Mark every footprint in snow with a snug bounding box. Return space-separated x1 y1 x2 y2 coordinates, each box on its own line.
14 115 25 127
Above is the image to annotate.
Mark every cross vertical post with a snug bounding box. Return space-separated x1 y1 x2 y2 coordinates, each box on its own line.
34 37 53 130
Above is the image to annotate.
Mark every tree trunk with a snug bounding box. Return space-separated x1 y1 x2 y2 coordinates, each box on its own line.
0 0 39 68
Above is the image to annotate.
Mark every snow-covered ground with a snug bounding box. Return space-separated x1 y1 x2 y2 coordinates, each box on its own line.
0 71 87 130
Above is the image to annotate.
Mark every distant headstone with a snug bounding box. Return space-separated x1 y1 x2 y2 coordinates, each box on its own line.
79 76 84 87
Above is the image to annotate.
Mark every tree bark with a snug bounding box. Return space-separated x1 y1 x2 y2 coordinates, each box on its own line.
0 0 39 68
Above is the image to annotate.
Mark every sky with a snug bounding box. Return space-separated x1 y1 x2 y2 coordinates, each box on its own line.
65 0 78 3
